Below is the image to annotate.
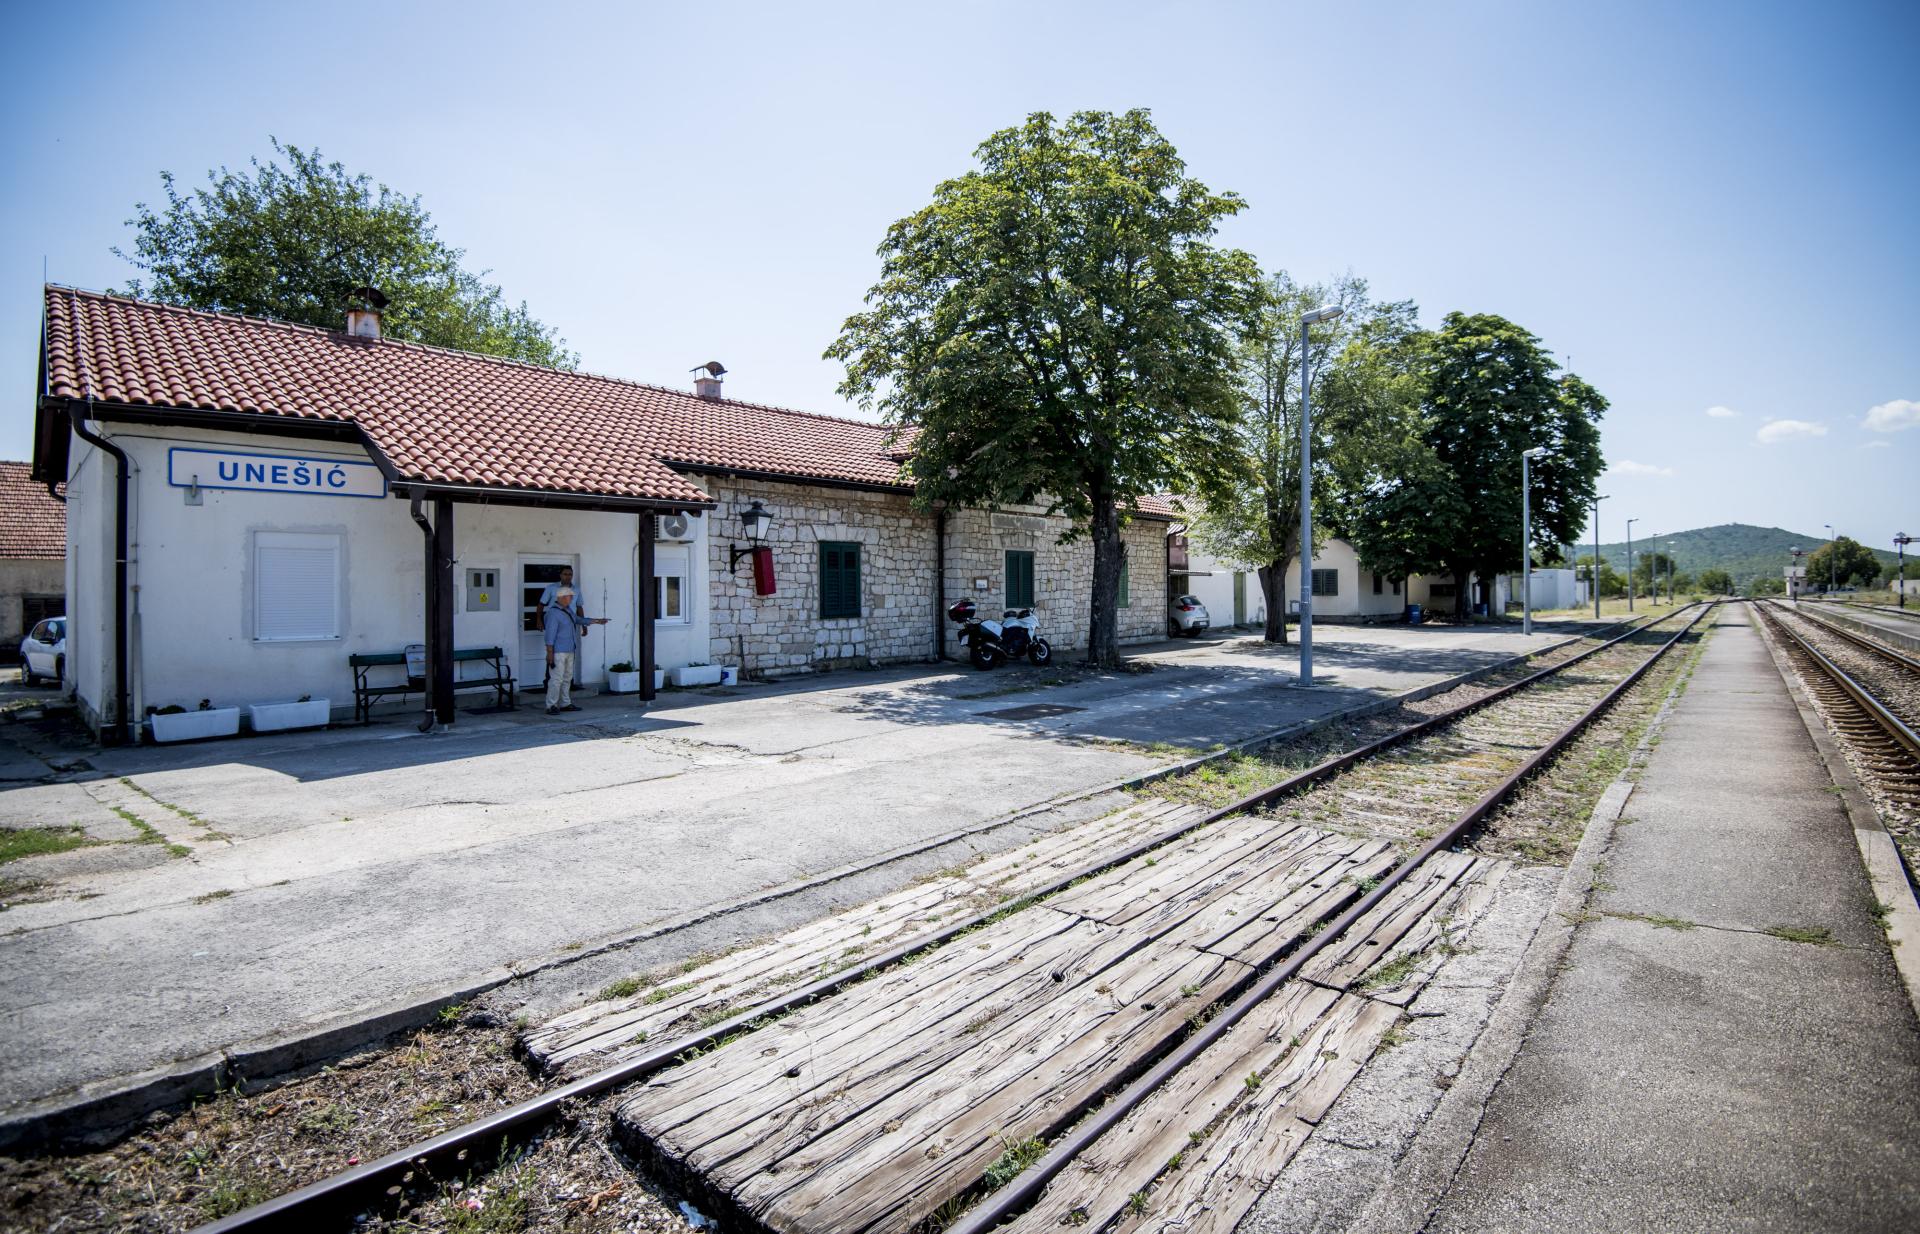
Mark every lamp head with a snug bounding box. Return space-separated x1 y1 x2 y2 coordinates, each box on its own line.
1302 304 1345 325
1523 447 1547 459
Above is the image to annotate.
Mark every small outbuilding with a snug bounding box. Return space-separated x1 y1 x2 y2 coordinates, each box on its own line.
0 460 66 661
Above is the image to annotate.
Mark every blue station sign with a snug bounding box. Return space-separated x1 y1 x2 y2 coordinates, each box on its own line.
167 448 388 499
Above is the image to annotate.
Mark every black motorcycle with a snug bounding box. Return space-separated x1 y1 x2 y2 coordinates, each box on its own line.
949 599 1052 670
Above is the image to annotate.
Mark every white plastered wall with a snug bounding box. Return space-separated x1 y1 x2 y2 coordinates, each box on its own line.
61 423 652 725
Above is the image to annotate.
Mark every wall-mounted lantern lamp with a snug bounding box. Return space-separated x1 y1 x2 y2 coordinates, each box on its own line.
730 500 778 596
729 500 772 571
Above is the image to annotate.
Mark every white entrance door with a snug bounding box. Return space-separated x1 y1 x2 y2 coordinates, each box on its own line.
518 555 579 691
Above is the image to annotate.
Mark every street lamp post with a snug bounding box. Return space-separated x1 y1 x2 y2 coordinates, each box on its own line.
1296 302 1344 687
1592 494 1607 619
1666 542 1675 605
1898 533 1913 609
1522 447 1546 634
1824 523 1838 594
1626 518 1638 612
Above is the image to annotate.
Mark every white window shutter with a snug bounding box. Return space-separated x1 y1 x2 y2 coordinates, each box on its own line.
256 532 341 640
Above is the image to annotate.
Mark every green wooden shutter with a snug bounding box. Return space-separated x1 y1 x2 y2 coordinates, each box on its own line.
1006 550 1035 609
820 542 861 618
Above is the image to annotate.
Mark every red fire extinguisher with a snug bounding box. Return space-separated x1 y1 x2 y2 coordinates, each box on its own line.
752 545 776 595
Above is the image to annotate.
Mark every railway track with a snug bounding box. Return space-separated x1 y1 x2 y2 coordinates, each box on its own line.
1757 601 1920 814
197 605 1714 1234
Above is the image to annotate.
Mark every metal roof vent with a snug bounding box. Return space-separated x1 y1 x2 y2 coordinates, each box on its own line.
692 360 727 401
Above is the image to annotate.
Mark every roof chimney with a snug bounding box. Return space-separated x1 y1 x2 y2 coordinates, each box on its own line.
346 285 388 341
692 360 727 401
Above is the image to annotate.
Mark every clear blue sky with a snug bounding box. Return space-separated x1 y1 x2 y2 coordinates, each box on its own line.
3 0 1914 549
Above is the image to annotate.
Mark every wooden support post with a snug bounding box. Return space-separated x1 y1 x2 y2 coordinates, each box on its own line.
432 496 456 726
638 514 657 701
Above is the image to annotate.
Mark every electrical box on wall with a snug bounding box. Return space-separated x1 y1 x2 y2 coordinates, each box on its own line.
467 568 501 611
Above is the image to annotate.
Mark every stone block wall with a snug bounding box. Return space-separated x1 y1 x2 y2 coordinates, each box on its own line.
706 477 1171 677
706 477 938 676
941 505 1168 655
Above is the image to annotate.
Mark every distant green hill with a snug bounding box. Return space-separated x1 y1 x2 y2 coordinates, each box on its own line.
1583 523 1899 588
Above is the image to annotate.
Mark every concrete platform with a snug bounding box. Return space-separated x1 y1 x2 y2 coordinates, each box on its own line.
1422 606 1920 1233
0 621 1578 1127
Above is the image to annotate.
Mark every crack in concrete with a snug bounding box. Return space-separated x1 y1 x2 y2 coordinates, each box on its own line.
1597 909 1854 948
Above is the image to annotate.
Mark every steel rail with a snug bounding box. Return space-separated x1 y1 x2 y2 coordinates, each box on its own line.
1774 599 1920 676
196 606 1700 1233
1759 603 1920 762
944 600 1719 1234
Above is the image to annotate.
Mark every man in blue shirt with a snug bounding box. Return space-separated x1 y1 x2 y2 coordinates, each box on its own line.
543 586 590 714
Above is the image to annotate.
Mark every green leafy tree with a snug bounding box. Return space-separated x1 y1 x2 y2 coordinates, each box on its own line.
115 140 576 368
1575 553 1626 599
1749 574 1786 596
1698 567 1734 594
1420 315 1605 616
828 109 1256 666
1803 536 1882 590
1187 272 1412 643
1632 550 1676 595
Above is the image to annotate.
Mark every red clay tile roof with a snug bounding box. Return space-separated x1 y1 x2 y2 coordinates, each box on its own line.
0 460 65 558
39 287 1174 519
41 287 912 506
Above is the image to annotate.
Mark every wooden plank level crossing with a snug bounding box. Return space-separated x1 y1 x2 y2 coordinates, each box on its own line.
610 800 1505 1234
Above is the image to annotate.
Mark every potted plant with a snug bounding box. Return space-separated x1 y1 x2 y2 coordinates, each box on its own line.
149 698 241 743
607 661 642 695
247 693 330 733
668 661 724 687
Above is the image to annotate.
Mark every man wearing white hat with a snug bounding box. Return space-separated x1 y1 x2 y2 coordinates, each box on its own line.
543 585 590 715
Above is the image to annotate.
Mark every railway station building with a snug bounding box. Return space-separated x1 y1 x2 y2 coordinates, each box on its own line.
31 286 1171 741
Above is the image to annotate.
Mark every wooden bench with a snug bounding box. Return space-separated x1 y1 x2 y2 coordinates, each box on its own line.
348 646 515 724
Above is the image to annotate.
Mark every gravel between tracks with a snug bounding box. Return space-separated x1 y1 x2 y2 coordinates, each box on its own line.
1765 605 1920 871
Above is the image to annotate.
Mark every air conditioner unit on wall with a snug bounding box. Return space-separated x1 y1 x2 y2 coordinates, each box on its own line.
657 512 698 542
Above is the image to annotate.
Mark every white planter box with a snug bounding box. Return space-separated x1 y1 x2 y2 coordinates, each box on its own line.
653 669 666 691
150 707 241 743
606 670 642 695
247 699 331 733
719 666 739 686
668 664 723 687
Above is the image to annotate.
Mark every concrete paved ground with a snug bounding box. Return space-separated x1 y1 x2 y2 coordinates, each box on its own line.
0 621 1573 1116
1424 607 1920 1233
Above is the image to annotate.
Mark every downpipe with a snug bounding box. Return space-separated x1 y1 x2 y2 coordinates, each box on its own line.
69 404 131 745
409 495 438 733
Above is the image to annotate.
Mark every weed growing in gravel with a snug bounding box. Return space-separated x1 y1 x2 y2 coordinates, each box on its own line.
0 825 98 864
983 1135 1048 1190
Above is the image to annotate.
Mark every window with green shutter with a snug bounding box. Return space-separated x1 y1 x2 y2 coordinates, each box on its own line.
819 541 862 619
1006 550 1035 609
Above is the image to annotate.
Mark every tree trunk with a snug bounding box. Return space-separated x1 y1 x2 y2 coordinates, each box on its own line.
1258 557 1290 644
1086 497 1124 668
1446 565 1469 620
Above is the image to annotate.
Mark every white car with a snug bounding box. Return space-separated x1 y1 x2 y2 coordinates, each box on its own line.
19 617 65 687
1168 594 1211 637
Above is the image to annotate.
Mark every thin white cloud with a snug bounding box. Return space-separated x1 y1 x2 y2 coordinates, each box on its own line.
1864 440 1892 450
1863 399 1919 433
1704 405 1739 419
1756 418 1827 445
1606 459 1676 478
